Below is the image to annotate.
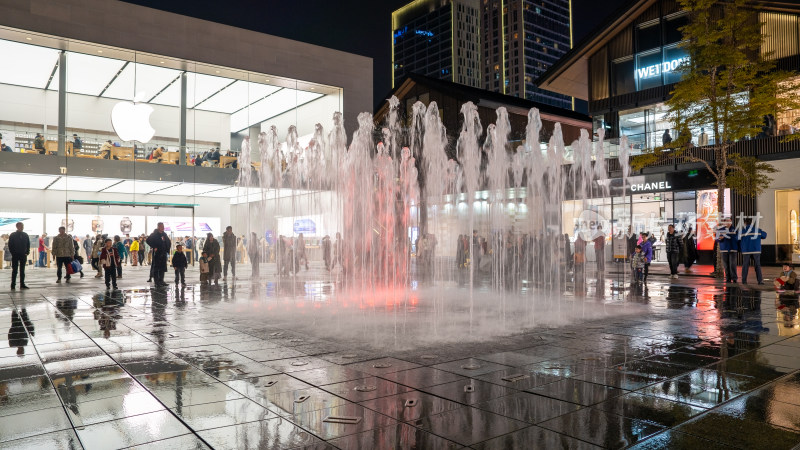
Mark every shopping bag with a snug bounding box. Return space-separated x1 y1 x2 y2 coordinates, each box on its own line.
71 260 83 273
66 262 75 275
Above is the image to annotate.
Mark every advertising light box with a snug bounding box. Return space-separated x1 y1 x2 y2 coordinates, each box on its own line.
0 212 43 234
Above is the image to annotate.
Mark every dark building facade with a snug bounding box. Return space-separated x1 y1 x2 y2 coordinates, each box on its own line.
538 0 800 265
377 73 591 162
482 0 572 109
392 0 482 90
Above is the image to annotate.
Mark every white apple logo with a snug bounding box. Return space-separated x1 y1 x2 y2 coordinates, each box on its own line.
111 101 155 143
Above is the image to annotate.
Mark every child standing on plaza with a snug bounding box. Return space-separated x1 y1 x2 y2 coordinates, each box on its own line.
631 245 646 283
99 238 120 290
172 244 188 286
199 251 210 285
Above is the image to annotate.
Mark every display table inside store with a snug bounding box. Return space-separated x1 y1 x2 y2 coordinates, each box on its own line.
219 156 237 168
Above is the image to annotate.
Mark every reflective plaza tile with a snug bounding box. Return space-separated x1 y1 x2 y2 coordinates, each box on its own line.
635 367 763 408
409 405 529 446
64 390 165 426
266 386 349 417
421 379 517 405
432 358 514 377
594 392 707 428
474 391 583 424
327 422 462 450
538 407 665 449
319 376 414 402
342 357 422 376
359 391 463 422
0 406 72 443
379 367 466 389
627 429 736 450
170 397 274 431
0 387 61 418
289 403 398 441
130 433 210 449
0 429 82 450
289 365 369 386
474 367 563 390
198 417 324 449
674 394 800 449
526 378 628 406
147 380 245 409
75 409 191 450
472 425 602 450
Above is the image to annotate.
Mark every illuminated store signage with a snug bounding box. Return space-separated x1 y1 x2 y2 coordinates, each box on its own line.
393 27 434 39
635 57 688 80
630 180 672 192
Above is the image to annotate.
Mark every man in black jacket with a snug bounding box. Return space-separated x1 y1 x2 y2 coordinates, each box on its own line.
665 224 681 279
8 222 30 289
146 222 171 288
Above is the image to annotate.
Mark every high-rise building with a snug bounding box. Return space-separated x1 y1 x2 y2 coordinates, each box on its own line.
392 0 481 89
482 0 572 109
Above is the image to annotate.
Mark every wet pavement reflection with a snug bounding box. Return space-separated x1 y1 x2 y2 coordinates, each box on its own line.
2 271 800 448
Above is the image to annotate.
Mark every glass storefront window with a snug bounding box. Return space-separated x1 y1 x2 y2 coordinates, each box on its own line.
776 189 800 263
777 76 800 136
636 21 661 52
612 57 635 96
664 13 689 45
635 50 663 91
662 44 689 86
618 103 671 152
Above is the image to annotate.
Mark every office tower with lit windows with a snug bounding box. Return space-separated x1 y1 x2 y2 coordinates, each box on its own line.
482 0 572 109
392 0 481 89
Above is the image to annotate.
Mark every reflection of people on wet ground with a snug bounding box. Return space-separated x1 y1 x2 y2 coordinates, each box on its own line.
8 309 34 355
775 264 798 292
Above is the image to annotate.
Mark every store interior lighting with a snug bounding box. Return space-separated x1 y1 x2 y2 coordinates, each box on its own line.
0 38 329 133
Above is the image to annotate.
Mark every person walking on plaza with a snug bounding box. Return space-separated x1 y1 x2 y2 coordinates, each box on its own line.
37 232 48 268
146 223 171 287
322 235 331 271
222 226 236 281
593 224 606 276
203 232 222 285
665 224 681 279
123 235 132 265
682 226 697 271
640 232 653 282
113 236 127 279
717 218 739 283
72 236 84 278
625 226 637 261
138 236 146 266
8 222 30 289
129 237 139 266
248 232 260 278
172 243 188 286
52 227 75 284
297 233 309 271
91 235 104 278
739 217 767 285
332 232 343 271
100 238 120 290
83 234 93 263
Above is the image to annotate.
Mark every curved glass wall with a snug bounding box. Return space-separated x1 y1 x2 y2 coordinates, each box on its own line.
0 26 343 265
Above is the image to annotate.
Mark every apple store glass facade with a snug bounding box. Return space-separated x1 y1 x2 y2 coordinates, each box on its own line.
0 28 343 248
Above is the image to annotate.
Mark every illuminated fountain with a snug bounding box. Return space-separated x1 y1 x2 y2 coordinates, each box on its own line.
231 96 638 348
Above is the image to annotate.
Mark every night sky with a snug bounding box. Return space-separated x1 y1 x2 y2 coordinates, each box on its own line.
122 0 627 111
